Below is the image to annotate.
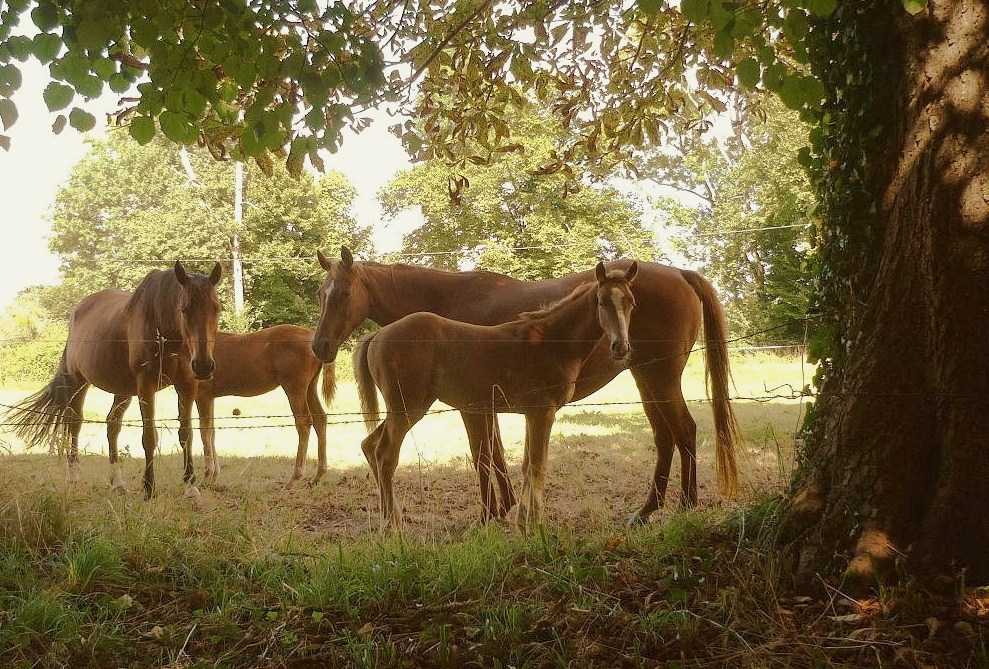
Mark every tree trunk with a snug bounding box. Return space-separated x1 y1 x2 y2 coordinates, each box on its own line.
783 0 989 591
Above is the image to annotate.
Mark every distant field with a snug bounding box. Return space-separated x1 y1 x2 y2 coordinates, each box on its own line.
0 350 812 532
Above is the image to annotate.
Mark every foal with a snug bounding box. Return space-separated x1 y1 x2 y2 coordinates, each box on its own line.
354 261 638 529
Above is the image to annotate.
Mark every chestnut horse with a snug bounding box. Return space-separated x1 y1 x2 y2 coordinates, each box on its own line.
313 247 739 524
3 262 222 498
101 325 335 489
354 262 638 528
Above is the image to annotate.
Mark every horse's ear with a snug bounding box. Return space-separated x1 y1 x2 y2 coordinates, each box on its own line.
209 262 223 286
174 260 189 286
595 261 607 283
625 261 639 283
341 245 354 268
317 249 333 271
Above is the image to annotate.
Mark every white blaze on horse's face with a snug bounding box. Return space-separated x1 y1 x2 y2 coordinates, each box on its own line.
313 246 367 362
594 261 638 363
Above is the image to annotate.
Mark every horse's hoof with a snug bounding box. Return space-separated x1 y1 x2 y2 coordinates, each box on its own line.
184 485 204 510
627 513 649 528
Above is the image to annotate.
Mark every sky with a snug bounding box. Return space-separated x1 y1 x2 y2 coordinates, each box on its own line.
0 60 416 312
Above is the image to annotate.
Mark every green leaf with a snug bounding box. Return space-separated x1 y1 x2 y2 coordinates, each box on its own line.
31 33 62 63
159 111 198 144
636 0 662 14
68 107 96 132
43 81 74 111
93 57 116 80
798 75 825 108
679 0 708 23
108 73 130 94
807 0 838 16
128 115 156 144
903 0 927 15
31 2 60 31
713 30 734 59
0 97 18 130
0 64 22 96
0 134 9 151
735 58 760 89
51 114 66 134
6 36 33 61
709 0 733 31
763 62 787 92
731 10 762 38
778 74 805 110
241 126 265 157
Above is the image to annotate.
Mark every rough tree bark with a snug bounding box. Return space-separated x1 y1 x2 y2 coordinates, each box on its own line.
782 0 989 591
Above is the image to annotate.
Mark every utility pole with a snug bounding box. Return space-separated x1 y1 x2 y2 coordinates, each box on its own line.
232 160 244 314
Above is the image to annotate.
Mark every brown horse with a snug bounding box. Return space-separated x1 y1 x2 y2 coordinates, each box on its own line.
102 325 336 489
354 262 638 528
3 262 222 498
313 246 740 524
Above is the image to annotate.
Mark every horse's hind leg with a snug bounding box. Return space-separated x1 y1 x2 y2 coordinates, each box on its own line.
106 395 132 493
176 388 204 508
630 371 697 523
283 385 315 489
374 411 424 531
65 384 90 486
196 396 219 485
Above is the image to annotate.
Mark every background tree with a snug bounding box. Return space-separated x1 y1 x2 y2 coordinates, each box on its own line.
379 101 655 278
48 131 368 326
650 99 816 344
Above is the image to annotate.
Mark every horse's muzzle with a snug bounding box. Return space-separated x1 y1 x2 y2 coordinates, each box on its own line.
311 338 338 363
611 339 631 361
192 358 215 380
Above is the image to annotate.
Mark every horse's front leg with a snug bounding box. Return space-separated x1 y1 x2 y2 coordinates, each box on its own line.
176 389 197 485
136 385 158 499
516 408 557 530
309 384 328 487
461 411 516 522
106 394 132 493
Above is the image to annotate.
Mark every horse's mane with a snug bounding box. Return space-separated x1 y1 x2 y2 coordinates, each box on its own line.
514 280 596 324
125 269 183 337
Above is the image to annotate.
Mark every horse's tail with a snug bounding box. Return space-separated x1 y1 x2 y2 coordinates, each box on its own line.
353 333 379 433
320 362 336 406
680 270 741 497
2 347 78 455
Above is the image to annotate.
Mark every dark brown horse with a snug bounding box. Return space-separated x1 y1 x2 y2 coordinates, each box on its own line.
354 262 638 528
102 325 335 489
3 262 222 498
313 246 740 524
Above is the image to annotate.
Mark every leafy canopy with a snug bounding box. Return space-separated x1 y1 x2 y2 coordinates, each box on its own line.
0 0 924 176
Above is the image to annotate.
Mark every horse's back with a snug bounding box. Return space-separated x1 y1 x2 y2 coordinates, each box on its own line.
205 325 319 398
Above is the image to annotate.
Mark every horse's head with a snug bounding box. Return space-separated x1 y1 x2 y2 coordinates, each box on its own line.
175 260 222 380
311 245 370 362
594 261 638 364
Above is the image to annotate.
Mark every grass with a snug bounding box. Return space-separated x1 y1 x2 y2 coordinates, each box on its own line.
0 351 986 667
